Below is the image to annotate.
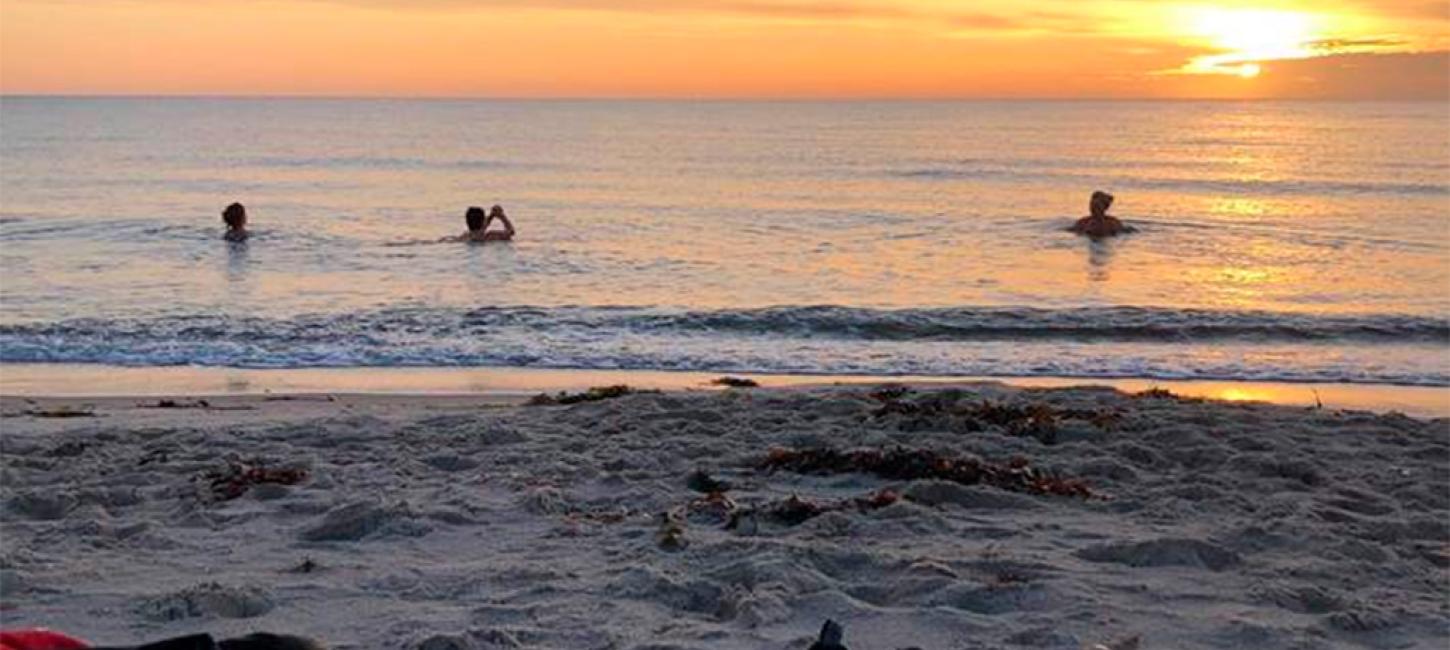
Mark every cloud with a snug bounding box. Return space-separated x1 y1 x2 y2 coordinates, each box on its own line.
313 0 943 20
1257 49 1450 98
1302 37 1410 53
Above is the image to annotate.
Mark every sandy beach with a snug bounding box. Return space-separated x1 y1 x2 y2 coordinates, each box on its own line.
1 382 1445 649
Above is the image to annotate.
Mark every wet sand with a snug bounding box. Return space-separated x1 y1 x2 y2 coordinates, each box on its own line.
4 363 1448 417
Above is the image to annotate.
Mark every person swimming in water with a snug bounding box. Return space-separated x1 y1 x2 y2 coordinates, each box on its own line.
454 205 515 243
222 202 248 242
1070 191 1132 238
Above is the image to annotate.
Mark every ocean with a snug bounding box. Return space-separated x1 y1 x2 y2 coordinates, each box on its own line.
1 98 1447 385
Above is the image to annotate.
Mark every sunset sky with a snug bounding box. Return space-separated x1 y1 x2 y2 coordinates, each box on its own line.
1 0 1446 98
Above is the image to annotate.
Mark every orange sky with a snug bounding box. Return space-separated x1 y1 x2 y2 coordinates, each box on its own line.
1 0 1446 98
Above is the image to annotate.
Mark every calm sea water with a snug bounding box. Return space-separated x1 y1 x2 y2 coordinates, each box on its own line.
2 98 1447 384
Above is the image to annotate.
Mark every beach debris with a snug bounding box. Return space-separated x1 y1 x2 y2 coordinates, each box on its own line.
286 557 320 574
867 384 912 402
262 394 336 402
720 489 899 530
870 393 1121 442
762 447 1097 499
686 490 739 525
22 405 96 418
656 509 688 550
710 376 759 388
807 619 847 650
217 633 326 650
142 398 211 409
139 398 256 412
685 469 732 493
1133 387 1204 403
200 461 309 502
526 384 655 406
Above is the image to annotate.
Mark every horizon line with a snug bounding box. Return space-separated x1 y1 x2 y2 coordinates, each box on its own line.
2 93 1444 103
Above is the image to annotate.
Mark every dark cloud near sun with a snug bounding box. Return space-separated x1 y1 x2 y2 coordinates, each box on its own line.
1262 50 1450 99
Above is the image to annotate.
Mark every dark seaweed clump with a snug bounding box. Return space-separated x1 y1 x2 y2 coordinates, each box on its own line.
762 447 1096 499
526 385 656 406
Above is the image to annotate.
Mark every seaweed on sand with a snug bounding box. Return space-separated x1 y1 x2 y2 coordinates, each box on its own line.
867 384 912 402
762 447 1098 499
526 385 656 406
21 405 96 418
141 399 212 409
200 461 309 501
710 376 760 388
1132 386 1204 403
685 469 732 493
870 393 1121 443
752 489 901 526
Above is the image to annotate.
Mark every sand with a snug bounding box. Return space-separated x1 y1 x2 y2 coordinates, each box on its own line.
0 383 1446 649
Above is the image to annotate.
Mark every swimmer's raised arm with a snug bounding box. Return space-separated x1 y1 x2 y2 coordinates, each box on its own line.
482 205 515 242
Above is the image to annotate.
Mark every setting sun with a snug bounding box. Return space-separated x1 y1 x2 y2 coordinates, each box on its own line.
1191 7 1318 59
1174 6 1331 77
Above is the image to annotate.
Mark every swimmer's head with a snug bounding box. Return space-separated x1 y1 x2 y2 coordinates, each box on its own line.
465 206 487 231
1089 191 1114 218
222 203 247 230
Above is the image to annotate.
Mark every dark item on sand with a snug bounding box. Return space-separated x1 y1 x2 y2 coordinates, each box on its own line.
685 469 732 493
808 620 847 650
286 557 320 574
201 462 309 501
656 511 687 550
21 406 96 418
710 376 759 388
748 489 899 526
763 447 1097 499
526 385 655 406
870 393 1121 443
141 399 210 409
91 633 323 650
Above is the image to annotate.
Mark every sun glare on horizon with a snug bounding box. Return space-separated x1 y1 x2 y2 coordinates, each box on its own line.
1174 6 1324 77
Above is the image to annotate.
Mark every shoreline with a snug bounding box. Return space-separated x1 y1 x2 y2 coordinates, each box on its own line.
2 363 1447 417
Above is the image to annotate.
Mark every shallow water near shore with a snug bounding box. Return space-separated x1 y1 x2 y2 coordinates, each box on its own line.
2 98 1447 384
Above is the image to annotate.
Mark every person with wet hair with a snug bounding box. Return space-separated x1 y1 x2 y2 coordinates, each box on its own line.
1070 190 1132 238
453 205 515 243
221 203 248 242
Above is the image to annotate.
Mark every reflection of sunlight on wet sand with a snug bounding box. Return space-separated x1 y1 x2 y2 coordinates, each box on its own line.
1216 387 1260 402
2 364 1445 417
